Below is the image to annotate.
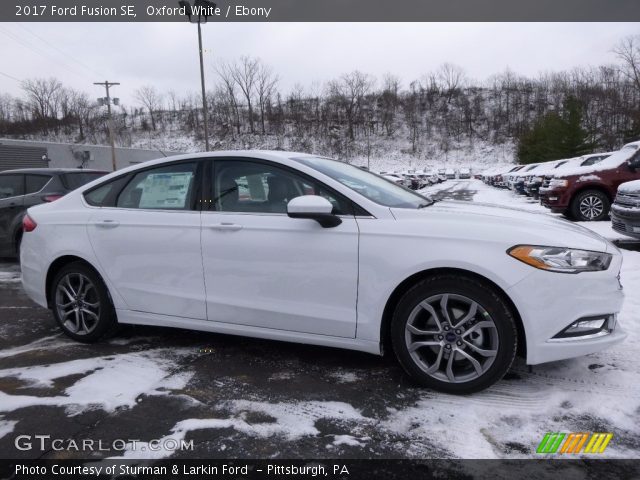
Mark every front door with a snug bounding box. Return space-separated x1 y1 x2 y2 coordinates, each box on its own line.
200 158 359 337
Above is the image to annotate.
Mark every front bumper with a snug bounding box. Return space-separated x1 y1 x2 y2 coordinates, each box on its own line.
539 187 571 212
611 207 640 239
507 253 626 365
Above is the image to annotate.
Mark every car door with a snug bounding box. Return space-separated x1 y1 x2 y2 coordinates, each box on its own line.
86 161 207 320
0 173 25 255
200 158 359 338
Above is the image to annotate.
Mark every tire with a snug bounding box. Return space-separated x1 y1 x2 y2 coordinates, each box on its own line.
570 190 610 222
51 262 118 343
391 274 517 394
14 231 22 259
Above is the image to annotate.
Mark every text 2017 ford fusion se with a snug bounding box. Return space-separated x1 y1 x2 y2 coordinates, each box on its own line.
20 151 626 394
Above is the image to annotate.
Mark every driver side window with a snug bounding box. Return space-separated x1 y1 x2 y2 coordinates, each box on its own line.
213 160 350 215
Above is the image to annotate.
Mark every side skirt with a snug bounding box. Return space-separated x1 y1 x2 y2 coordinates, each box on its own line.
116 309 383 356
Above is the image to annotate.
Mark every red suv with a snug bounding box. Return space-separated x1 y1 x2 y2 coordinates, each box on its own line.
539 141 640 221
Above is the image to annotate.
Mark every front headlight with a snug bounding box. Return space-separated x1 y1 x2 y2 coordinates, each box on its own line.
549 178 568 188
508 245 612 273
533 176 543 183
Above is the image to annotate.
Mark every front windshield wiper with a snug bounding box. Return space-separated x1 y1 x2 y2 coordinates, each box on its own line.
417 200 435 209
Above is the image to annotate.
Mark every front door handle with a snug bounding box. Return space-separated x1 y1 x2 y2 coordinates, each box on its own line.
209 222 243 231
95 220 120 229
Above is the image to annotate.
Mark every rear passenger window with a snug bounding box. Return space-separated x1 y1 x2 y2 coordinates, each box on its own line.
0 174 24 199
25 174 51 194
84 182 116 207
117 163 197 210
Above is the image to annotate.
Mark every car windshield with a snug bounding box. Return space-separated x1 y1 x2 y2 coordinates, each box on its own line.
592 145 638 168
61 172 107 190
294 156 433 208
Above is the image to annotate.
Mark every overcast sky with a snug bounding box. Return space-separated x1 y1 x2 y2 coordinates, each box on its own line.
0 22 638 105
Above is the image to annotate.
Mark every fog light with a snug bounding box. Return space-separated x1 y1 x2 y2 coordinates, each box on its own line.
550 315 615 341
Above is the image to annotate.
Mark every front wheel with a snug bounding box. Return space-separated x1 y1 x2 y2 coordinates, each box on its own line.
391 274 517 394
51 262 118 343
570 190 610 221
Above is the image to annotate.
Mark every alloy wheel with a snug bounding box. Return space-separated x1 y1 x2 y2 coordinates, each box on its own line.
404 293 499 383
579 195 604 220
55 273 101 335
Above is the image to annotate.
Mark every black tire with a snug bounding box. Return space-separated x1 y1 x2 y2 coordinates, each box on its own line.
570 190 610 222
391 274 517 394
14 230 22 259
51 261 118 343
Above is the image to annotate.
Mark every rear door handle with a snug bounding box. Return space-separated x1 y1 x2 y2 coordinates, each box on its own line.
209 222 243 231
95 220 120 229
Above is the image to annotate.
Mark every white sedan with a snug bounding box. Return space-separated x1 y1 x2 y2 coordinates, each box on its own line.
20 151 626 393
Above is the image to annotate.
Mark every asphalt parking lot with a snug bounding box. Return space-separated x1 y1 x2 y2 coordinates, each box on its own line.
1 181 639 463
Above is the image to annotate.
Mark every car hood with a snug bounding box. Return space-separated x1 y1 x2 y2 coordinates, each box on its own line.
390 201 613 253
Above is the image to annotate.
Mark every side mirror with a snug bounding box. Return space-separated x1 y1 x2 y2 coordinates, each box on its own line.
628 156 640 171
287 195 342 228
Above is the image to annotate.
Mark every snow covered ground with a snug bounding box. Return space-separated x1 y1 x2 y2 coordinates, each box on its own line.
0 179 638 462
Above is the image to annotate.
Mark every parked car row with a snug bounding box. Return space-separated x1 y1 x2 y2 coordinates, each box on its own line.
376 167 472 190
481 141 640 224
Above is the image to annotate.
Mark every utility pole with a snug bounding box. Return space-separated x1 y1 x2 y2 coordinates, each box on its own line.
94 81 120 171
197 19 210 151
179 0 217 152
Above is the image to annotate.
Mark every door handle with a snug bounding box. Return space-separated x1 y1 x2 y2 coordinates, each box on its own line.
209 222 243 231
95 220 120 229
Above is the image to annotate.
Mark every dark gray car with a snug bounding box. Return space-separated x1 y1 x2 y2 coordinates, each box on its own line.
0 168 107 257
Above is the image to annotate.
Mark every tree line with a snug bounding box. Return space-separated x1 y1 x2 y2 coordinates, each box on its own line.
1 35 639 165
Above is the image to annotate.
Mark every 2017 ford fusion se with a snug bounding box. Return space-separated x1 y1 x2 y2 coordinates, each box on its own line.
20 151 626 393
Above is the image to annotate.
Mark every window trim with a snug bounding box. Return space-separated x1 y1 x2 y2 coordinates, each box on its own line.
24 174 54 196
206 157 371 217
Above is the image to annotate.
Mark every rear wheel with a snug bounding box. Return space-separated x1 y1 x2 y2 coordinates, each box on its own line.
51 262 118 343
570 190 610 221
391 274 517 394
14 230 22 259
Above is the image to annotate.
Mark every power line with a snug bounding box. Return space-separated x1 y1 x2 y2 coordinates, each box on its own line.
15 23 106 79
0 71 21 82
0 25 92 81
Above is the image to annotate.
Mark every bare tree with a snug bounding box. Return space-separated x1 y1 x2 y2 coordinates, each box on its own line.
230 56 259 134
135 85 163 131
327 71 375 140
215 62 242 135
255 62 278 134
437 63 466 101
614 35 640 95
21 77 63 132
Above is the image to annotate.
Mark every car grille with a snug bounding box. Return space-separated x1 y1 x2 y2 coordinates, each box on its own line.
542 176 552 188
615 192 640 209
611 218 628 233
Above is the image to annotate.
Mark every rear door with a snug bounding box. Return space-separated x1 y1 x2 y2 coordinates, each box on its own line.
86 161 207 320
0 174 25 254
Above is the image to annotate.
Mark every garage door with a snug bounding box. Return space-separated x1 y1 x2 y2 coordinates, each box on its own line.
0 145 48 172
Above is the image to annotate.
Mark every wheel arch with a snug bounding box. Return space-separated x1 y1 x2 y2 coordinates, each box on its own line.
571 184 613 204
45 255 106 308
379 267 526 359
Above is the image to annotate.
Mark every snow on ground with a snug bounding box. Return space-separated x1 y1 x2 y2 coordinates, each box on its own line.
0 419 17 440
117 400 365 460
0 349 195 415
